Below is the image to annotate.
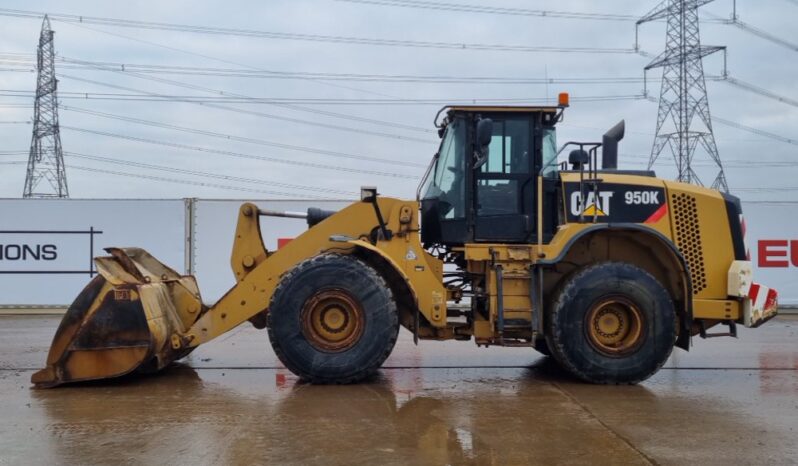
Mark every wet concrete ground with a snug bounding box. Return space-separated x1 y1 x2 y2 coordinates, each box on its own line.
1 315 796 466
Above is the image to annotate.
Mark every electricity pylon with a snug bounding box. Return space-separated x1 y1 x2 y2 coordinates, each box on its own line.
638 0 728 192
23 15 68 198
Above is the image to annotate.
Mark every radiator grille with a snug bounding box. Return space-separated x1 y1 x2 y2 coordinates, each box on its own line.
672 193 706 294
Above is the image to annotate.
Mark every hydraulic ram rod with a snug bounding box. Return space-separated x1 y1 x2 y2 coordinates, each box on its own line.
258 207 337 227
257 209 308 219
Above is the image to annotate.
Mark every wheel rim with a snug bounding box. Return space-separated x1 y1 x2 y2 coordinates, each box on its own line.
301 289 365 352
585 296 645 356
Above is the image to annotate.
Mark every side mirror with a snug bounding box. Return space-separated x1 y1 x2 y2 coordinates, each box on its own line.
476 118 493 147
474 118 493 170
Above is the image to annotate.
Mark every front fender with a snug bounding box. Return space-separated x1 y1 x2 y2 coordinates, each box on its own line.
346 239 447 328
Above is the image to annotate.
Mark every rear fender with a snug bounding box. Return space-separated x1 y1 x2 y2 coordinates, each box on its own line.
542 224 693 350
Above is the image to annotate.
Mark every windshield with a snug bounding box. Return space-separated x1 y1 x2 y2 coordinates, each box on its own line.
421 118 466 219
540 127 558 177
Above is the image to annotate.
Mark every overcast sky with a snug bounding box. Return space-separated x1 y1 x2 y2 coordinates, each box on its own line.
0 0 795 202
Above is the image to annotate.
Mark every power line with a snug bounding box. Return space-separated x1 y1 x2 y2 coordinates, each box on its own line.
60 105 426 168
735 187 798 192
0 8 639 54
63 152 357 196
55 74 434 143
13 56 794 114
720 76 798 108
713 116 798 146
702 10 798 53
64 164 332 199
0 87 645 105
2 56 736 87
60 125 421 179
26 159 348 199
54 57 657 85
336 0 734 29
1 56 685 86
58 20 405 101
42 17 641 154
336 0 638 21
19 57 797 113
7 19 439 173
743 201 798 204
0 52 33 57
621 152 798 167
0 54 603 84
56 57 434 134
12 85 788 153
0 68 34 73
641 95 798 148
47 17 794 153
4 4 794 58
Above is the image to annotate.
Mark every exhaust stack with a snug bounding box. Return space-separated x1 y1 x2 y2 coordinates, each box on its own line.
602 120 625 170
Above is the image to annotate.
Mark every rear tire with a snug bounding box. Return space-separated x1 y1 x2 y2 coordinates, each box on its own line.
545 262 675 384
267 254 399 383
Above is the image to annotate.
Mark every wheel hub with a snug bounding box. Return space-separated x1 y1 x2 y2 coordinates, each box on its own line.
585 297 644 356
301 289 365 352
319 306 349 334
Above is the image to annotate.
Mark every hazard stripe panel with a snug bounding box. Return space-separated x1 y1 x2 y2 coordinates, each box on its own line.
644 203 669 224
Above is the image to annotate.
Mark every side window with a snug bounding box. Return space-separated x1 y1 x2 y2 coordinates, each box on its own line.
541 127 558 177
480 118 530 174
436 120 465 219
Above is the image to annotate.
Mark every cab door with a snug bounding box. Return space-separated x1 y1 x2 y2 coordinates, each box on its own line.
474 115 535 242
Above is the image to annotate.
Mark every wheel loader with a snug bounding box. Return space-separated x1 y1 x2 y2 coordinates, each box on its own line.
32 97 778 387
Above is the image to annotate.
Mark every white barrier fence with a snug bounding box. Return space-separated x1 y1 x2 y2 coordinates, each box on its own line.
0 198 795 307
743 203 797 306
0 199 185 306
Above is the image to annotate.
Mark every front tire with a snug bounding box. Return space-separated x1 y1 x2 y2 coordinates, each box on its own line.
267 254 399 383
533 339 551 356
546 262 676 384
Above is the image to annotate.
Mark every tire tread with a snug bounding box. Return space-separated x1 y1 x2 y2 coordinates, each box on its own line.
266 253 399 384
546 261 675 385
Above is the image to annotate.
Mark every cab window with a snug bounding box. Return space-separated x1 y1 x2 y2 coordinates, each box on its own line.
424 118 466 219
481 118 530 174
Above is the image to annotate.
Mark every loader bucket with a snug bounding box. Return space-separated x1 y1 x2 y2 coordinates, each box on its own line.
31 247 204 388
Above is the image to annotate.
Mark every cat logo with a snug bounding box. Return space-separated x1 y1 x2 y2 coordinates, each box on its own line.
570 191 614 217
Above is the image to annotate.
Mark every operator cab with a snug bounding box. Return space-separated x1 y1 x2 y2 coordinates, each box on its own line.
419 105 563 247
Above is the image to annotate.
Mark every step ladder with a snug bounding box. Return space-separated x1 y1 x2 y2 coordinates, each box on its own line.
494 263 542 347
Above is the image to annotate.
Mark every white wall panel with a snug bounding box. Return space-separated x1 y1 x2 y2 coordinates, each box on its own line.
742 202 798 305
0 199 185 306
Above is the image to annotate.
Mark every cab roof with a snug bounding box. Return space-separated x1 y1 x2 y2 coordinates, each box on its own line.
446 105 561 113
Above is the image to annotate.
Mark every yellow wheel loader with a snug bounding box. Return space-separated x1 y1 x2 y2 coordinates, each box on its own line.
32 101 778 387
